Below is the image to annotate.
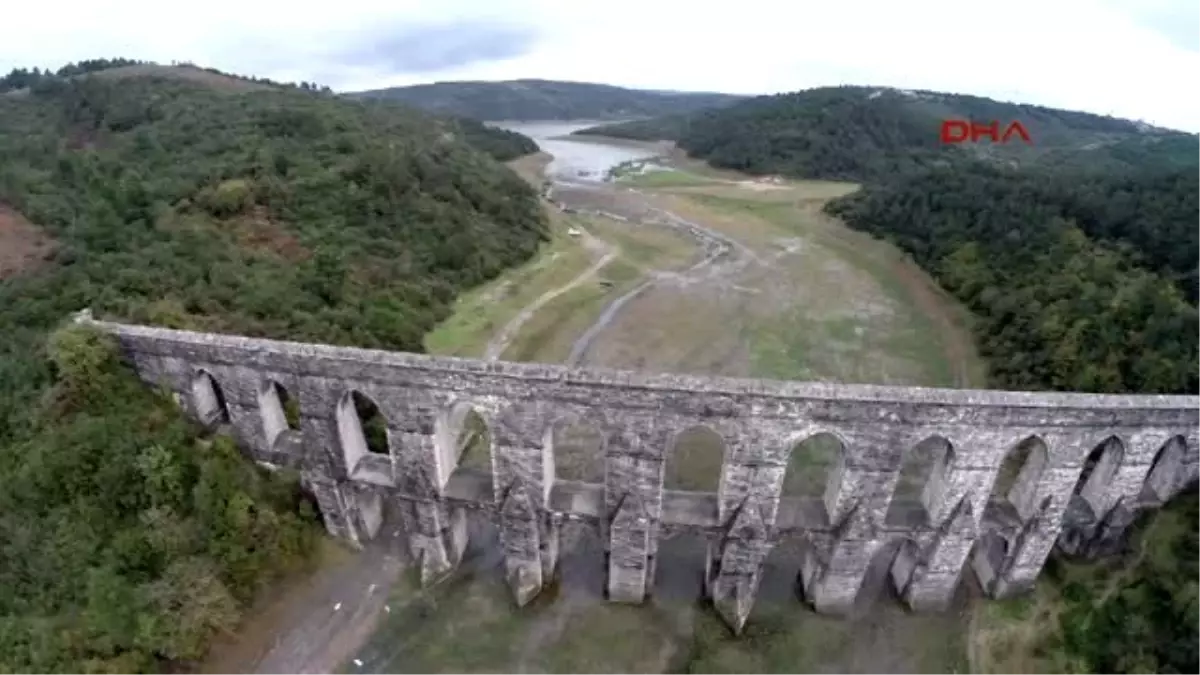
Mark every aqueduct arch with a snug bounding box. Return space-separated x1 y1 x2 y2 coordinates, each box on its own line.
190 369 228 427
84 314 1200 634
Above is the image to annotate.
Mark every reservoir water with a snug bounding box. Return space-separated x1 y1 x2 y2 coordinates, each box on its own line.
494 120 661 182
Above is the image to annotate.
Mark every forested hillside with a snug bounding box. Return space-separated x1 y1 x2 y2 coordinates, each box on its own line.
823 182 1196 666
349 78 744 121
579 86 1197 179
827 164 1198 395
602 83 1199 674
0 67 548 671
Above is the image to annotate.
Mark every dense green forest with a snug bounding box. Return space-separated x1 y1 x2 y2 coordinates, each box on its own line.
0 65 548 671
449 116 539 160
0 58 147 92
349 78 744 121
579 86 1198 178
0 59 335 95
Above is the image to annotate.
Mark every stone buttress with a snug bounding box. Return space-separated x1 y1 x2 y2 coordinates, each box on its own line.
80 314 1200 634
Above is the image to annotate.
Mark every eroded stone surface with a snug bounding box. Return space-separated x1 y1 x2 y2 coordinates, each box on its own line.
83 315 1200 631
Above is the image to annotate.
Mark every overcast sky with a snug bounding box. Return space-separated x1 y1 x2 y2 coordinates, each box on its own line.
3 0 1198 131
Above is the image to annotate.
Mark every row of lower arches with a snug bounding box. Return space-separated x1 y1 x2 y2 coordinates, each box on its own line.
187 370 1189 524
189 370 387 457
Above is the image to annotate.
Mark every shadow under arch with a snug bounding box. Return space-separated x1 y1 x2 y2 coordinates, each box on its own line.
781 431 847 522
971 529 1009 596
851 536 922 615
754 534 820 610
1143 434 1189 504
190 369 229 428
336 389 390 475
664 424 726 493
654 425 727 602
886 434 954 526
257 379 301 452
1072 435 1125 516
547 413 606 483
986 434 1049 522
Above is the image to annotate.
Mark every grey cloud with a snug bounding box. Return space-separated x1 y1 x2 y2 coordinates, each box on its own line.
330 18 542 74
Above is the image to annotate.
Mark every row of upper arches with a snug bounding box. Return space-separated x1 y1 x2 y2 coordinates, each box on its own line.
187 370 1190 526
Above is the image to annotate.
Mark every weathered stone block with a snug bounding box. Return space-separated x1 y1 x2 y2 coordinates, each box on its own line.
80 316 1200 632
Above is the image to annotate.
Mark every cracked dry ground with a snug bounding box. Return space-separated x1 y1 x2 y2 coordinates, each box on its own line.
199 168 985 674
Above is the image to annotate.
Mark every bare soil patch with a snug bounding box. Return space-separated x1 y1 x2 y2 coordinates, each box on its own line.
232 208 311 262
199 531 410 674
506 152 553 187
0 204 56 280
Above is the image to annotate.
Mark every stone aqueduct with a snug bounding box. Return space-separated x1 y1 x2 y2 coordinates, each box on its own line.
83 314 1199 633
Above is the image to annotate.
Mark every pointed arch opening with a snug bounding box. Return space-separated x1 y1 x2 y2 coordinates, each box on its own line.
781 432 846 523
337 390 390 474
1143 435 1187 503
455 408 491 472
258 379 301 451
886 435 953 526
548 415 605 483
756 535 820 611
1071 436 1124 517
656 425 726 602
437 402 491 473
664 425 725 493
434 401 493 502
986 435 1048 522
191 370 229 428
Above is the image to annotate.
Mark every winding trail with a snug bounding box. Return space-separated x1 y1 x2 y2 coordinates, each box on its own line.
483 229 616 362
563 197 769 366
565 277 656 365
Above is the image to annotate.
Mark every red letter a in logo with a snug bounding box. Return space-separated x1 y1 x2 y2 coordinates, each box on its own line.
1002 121 1032 144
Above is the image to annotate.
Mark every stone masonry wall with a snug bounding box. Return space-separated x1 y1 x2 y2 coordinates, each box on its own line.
82 314 1200 633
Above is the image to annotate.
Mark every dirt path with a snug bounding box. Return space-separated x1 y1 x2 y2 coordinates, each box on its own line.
563 198 754 366
484 227 616 361
200 537 409 674
0 203 56 280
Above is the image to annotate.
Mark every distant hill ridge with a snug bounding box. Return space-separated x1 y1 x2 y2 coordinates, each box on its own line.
1 59 541 162
577 85 1198 179
347 78 746 121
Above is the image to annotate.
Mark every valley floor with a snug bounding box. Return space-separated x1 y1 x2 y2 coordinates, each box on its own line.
199 149 989 673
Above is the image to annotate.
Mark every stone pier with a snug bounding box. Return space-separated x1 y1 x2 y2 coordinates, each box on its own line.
83 315 1200 633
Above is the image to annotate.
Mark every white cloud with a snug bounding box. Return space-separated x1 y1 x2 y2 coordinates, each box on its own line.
1 0 1197 131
